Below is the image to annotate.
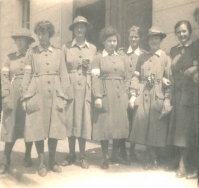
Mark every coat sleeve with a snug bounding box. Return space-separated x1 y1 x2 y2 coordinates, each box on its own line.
21 49 33 100
91 55 103 99
129 56 141 96
1 57 11 97
163 55 172 99
59 47 70 99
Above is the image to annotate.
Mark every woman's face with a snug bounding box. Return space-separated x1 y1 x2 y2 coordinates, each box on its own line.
36 30 50 45
15 37 29 52
74 23 87 38
103 35 118 53
129 31 140 49
175 24 190 45
149 35 161 51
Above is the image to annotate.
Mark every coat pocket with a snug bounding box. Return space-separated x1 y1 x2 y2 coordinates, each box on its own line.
26 91 40 114
55 90 65 111
153 91 164 112
2 94 14 113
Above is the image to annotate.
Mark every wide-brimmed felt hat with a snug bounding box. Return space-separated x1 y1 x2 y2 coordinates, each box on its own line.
147 26 166 39
11 28 35 43
69 16 92 31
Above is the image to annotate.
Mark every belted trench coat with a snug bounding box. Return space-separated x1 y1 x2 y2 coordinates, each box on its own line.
21 45 70 142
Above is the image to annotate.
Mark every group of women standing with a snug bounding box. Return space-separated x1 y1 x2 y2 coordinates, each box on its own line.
0 7 198 179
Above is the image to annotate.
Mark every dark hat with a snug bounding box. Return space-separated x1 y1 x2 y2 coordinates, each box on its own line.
11 28 35 43
147 26 166 39
69 16 92 31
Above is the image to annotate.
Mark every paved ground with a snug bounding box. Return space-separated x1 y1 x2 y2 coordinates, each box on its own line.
0 138 197 188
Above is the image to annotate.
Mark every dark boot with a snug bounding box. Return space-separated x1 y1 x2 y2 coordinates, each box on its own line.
130 143 138 163
62 137 76 166
48 138 61 173
119 139 131 165
78 137 89 169
35 141 47 177
24 142 33 167
0 155 10 174
176 148 187 178
100 140 109 169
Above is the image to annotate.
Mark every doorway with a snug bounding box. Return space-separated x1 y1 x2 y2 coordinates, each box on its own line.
74 0 106 51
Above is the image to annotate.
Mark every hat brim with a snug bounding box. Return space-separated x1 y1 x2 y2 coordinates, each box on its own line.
11 36 35 43
147 33 167 39
69 21 92 31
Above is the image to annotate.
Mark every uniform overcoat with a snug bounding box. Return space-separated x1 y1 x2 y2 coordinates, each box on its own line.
118 46 146 132
62 40 96 139
167 42 197 147
1 52 26 142
21 45 70 142
92 50 129 141
129 50 171 147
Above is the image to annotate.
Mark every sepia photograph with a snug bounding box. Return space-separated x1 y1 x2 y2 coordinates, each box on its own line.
0 0 198 187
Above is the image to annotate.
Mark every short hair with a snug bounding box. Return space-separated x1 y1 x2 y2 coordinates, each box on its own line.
194 7 199 21
99 26 120 43
34 20 55 38
174 20 192 34
128 25 143 38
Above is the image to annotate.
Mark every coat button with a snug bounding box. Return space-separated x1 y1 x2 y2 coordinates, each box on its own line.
48 89 51 92
79 56 82 58
46 63 49 65
118 95 120 98
130 64 132 67
48 81 50 84
20 69 23 71
78 81 81 85
131 58 133 60
21 61 23 63
145 94 147 96
114 68 117 71
47 71 49 73
149 59 152 62
148 67 151 70
45 54 48 56
78 73 81 76
113 61 116 63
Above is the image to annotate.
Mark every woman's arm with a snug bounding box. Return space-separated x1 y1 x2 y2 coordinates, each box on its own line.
1 57 11 97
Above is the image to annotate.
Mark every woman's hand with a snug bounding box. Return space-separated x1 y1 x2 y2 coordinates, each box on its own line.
22 101 27 111
129 96 136 109
162 77 171 87
63 100 67 107
95 98 102 109
184 66 198 77
163 98 172 114
193 73 198 83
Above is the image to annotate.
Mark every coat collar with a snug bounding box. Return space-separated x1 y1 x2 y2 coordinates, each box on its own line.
38 44 53 52
71 38 89 48
127 46 140 56
147 49 162 57
177 39 192 48
102 49 118 57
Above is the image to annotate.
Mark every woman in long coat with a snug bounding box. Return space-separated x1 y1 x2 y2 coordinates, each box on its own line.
92 27 129 169
129 26 172 170
118 25 146 163
61 16 96 169
168 20 198 178
0 29 34 174
21 21 69 177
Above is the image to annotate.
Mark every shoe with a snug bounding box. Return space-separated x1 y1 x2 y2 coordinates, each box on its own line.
176 167 186 178
23 157 33 167
100 159 109 169
120 158 131 165
110 157 129 165
49 163 62 173
38 165 47 177
79 158 89 169
61 155 76 166
0 164 9 174
186 170 198 179
164 163 178 171
151 160 158 170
